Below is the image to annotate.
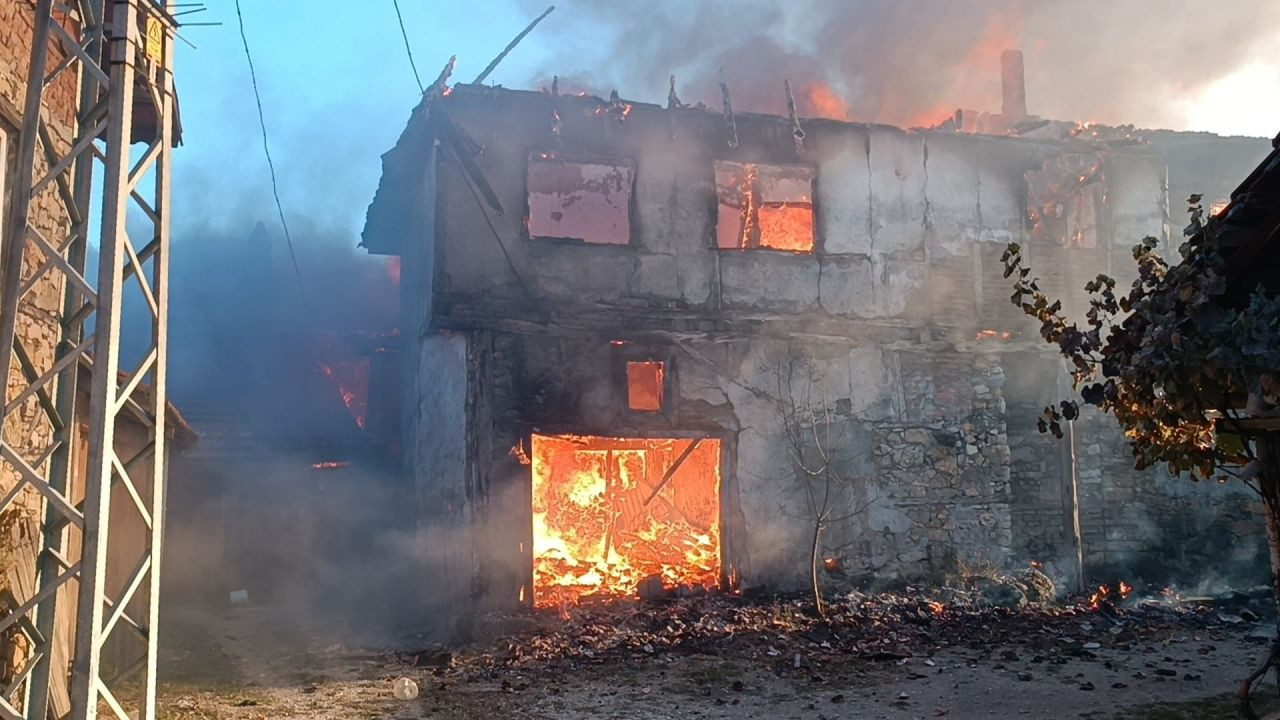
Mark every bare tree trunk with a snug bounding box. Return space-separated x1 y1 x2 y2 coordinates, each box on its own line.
1260 436 1280 617
810 519 825 618
1241 431 1280 719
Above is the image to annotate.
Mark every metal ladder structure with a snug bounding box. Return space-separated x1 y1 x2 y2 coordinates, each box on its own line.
0 0 176 717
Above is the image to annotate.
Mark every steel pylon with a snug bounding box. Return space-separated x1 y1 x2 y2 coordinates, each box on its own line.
0 0 175 717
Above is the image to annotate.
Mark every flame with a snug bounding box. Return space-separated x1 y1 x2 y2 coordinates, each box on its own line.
588 99 633 122
736 164 759 249
976 329 1014 341
1088 581 1133 610
387 256 401 290
1088 584 1109 610
717 163 815 252
1069 121 1101 140
531 434 721 608
757 204 815 252
510 440 532 466
316 361 369 429
798 83 850 121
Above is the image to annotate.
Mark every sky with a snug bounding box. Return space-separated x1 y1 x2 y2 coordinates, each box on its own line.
167 1 1280 267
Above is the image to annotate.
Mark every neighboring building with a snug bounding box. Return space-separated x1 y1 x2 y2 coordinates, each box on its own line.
362 65 1273 626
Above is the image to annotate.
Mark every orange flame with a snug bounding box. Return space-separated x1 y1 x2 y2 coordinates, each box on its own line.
316 361 369 430
798 83 850 121
531 434 721 608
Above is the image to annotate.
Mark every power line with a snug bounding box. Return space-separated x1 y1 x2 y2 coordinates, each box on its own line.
234 0 305 296
392 0 424 93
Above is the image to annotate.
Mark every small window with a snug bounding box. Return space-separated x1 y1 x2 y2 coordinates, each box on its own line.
715 161 815 252
626 361 664 412
527 153 634 245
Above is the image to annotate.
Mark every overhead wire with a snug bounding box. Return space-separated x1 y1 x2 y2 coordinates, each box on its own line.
233 0 305 296
392 0 424 93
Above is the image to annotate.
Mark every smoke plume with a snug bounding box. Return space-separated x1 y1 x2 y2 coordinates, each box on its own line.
515 0 1280 132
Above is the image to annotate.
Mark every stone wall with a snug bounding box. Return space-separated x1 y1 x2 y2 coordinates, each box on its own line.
442 328 1023 604
1074 410 1267 588
860 352 1013 579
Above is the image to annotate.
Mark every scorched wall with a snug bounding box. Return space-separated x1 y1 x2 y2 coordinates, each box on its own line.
363 84 1269 626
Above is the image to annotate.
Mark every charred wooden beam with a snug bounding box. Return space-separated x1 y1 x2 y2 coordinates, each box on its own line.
474 5 555 85
436 112 504 216
667 75 682 141
719 68 738 149
430 55 456 97
784 79 805 155
644 438 703 506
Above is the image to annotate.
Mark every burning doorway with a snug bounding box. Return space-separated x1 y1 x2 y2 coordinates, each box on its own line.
530 434 722 607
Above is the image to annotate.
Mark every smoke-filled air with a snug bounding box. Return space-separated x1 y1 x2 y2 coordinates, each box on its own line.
0 1 1278 718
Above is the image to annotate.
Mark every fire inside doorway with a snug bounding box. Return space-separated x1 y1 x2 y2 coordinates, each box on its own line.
531 434 722 607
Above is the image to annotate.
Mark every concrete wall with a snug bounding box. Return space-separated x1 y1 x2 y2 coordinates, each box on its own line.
429 88 1130 335
387 86 1270 610
451 328 1014 601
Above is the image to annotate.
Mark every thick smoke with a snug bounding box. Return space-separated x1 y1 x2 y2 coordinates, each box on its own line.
515 0 1280 131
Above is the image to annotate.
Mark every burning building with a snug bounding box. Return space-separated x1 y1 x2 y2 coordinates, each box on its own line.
361 55 1272 624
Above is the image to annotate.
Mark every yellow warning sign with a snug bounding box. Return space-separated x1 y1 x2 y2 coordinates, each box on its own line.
145 16 163 63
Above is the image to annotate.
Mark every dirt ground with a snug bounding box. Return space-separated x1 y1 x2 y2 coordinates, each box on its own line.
154 599 1280 720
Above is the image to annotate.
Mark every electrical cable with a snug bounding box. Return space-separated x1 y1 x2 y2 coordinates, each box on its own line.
234 0 305 296
392 0 424 93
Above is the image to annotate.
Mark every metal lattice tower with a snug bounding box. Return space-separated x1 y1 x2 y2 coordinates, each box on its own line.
0 0 175 717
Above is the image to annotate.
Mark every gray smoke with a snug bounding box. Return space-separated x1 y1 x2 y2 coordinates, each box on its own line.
512 0 1280 131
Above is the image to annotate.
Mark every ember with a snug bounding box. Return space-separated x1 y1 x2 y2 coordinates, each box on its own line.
975 329 1014 341
531 434 721 607
1087 581 1134 611
316 360 370 429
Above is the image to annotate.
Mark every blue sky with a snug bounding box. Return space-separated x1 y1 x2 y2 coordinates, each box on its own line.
166 1 1280 259
137 1 1280 402
170 1 553 246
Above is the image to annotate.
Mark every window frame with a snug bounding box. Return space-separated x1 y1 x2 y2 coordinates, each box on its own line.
625 360 666 413
524 150 638 247
712 159 819 254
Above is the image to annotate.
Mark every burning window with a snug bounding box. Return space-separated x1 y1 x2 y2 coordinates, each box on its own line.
531 434 721 607
527 153 634 245
626 361 664 412
1025 153 1105 249
715 161 815 252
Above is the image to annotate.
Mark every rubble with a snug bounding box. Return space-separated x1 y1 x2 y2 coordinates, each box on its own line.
428 587 1275 684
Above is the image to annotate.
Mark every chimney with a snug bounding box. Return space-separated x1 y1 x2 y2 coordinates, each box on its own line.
1001 49 1028 121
